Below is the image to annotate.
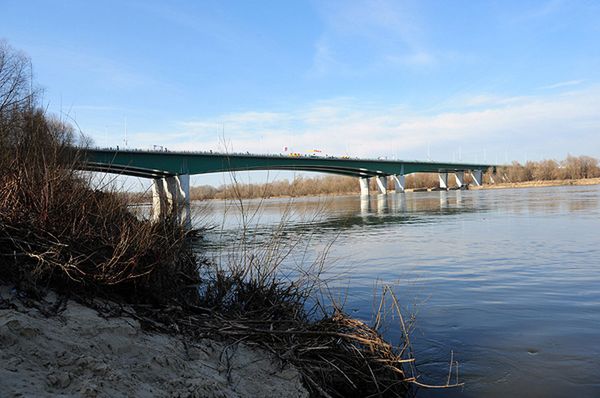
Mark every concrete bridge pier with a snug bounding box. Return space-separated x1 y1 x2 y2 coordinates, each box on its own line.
392 174 405 192
454 171 466 189
151 177 168 220
177 174 191 228
439 172 449 190
471 170 483 186
377 194 388 214
376 176 388 194
359 177 370 196
151 174 191 228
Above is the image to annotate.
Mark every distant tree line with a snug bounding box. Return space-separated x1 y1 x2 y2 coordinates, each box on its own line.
186 155 600 200
190 175 360 200
494 156 600 183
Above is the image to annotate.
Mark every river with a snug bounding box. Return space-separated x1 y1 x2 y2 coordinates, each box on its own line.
194 185 600 398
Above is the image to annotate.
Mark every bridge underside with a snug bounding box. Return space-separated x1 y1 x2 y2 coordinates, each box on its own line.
82 163 174 179
82 162 486 180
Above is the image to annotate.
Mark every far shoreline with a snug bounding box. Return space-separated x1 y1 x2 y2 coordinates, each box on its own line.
470 177 600 191
184 177 600 202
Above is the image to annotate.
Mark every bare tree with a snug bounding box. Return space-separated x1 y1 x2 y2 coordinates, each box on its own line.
563 155 600 179
0 40 34 116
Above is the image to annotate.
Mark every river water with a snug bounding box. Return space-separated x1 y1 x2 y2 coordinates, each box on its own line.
194 185 600 398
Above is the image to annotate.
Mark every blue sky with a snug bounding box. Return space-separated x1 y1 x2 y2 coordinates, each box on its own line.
2 0 600 185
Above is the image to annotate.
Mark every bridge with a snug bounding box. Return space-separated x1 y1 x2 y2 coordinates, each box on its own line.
80 148 497 226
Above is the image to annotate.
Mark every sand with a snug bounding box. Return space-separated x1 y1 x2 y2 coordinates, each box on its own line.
0 285 308 398
470 177 600 190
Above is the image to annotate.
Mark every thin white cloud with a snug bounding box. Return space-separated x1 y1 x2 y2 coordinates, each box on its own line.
135 2 240 46
131 85 600 161
182 111 287 130
30 45 163 90
310 0 438 75
307 37 346 78
319 0 423 44
538 80 584 90
511 0 564 23
460 94 531 107
384 51 436 67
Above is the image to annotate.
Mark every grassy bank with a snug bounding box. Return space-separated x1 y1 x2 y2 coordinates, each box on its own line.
0 41 458 397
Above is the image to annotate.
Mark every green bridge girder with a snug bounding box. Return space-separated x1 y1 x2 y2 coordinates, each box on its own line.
80 148 497 179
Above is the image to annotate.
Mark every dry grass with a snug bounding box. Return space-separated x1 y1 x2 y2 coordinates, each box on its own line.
126 283 463 398
0 106 453 397
0 106 198 305
1 41 464 397
181 165 462 396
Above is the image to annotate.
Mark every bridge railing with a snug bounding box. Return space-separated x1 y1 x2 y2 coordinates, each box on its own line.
83 146 494 167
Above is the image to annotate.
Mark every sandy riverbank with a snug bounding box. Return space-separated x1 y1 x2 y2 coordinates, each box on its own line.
0 285 308 398
469 177 600 190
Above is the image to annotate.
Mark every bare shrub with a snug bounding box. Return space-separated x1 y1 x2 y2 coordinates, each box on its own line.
0 40 34 120
0 43 197 304
495 156 599 183
190 174 360 200
533 159 560 180
0 111 198 304
405 173 439 189
505 161 526 182
562 155 600 179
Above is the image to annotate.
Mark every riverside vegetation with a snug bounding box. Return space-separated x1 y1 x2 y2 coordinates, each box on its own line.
182 156 600 201
0 41 465 397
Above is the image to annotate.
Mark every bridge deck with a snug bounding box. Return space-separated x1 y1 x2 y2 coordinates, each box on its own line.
80 148 497 179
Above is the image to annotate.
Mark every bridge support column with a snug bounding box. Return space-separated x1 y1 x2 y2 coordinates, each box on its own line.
471 170 483 186
454 171 466 189
177 174 191 228
152 178 168 221
375 176 387 194
151 174 191 228
359 177 370 196
438 173 449 190
392 174 405 192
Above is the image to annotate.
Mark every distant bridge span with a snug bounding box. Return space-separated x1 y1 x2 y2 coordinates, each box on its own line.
80 148 497 225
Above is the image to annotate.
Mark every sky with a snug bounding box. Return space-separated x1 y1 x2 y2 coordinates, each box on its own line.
2 0 600 186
